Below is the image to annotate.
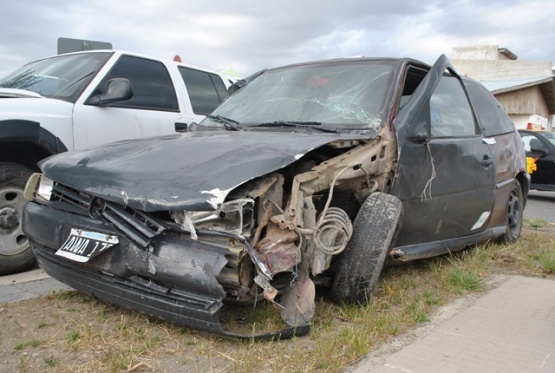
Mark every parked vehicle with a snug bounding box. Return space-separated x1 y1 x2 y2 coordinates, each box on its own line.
22 55 529 338
0 50 229 275
518 130 555 191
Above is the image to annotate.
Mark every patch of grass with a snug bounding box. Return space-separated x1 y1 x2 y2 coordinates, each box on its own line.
404 299 429 323
535 252 555 274
46 289 80 301
445 266 483 291
423 290 443 306
44 356 57 368
526 218 549 230
67 331 80 342
13 339 45 350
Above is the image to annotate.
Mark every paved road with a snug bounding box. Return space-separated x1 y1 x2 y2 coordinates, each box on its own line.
0 268 70 303
524 190 555 222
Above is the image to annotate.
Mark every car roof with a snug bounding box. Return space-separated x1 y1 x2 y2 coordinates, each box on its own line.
26 49 225 77
265 56 430 71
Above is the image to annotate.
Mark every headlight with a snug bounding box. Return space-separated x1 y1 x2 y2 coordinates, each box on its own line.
23 173 54 202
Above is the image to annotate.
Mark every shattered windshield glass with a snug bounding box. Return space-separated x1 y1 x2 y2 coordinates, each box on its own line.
0 52 112 103
201 60 395 131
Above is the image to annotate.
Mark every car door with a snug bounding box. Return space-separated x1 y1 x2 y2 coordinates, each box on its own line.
72 55 185 149
519 131 555 189
391 56 496 247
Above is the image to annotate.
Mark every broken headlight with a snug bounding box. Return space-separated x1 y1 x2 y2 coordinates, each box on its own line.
23 173 54 202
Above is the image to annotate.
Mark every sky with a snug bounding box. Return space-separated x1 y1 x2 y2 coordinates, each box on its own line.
1 0 554 78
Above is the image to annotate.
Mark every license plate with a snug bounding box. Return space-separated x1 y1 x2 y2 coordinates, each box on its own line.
56 228 119 263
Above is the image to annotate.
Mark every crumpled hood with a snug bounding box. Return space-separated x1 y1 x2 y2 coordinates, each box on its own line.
40 130 369 211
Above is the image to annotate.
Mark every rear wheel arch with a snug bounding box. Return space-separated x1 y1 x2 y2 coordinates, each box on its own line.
516 172 529 208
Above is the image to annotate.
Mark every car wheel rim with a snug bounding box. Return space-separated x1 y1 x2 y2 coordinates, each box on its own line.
507 189 521 233
0 186 29 256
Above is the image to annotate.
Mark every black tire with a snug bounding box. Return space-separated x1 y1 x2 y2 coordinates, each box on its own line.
0 162 36 275
330 192 403 304
497 181 523 244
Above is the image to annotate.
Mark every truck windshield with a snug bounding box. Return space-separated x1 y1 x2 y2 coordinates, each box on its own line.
201 60 395 131
0 52 112 103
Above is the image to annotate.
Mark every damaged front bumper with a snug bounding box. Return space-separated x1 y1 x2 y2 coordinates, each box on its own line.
22 201 309 339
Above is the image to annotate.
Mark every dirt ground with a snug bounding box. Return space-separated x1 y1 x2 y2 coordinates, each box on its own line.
1 224 554 372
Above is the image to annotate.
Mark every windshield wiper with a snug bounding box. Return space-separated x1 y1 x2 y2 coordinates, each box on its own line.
206 115 242 131
249 121 339 133
54 71 96 97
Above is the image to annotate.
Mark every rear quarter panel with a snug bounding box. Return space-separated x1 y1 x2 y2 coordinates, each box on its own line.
484 130 527 228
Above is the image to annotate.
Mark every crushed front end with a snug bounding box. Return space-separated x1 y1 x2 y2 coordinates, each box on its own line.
22 129 396 339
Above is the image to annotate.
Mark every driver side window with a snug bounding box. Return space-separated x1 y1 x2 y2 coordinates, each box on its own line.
430 76 477 137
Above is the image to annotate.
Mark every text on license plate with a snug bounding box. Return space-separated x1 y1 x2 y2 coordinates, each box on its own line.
56 228 119 263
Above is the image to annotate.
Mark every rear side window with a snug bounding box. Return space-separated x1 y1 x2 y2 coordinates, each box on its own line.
179 67 228 115
464 80 515 136
91 55 179 111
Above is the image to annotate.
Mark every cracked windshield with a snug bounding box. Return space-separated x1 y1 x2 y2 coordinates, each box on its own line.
203 61 395 130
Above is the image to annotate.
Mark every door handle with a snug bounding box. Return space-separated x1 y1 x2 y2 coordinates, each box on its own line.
481 155 493 167
175 122 188 132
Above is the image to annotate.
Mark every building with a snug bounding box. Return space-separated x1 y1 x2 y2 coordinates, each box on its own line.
452 45 555 130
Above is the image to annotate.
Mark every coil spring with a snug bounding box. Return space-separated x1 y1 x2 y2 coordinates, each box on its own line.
313 207 353 255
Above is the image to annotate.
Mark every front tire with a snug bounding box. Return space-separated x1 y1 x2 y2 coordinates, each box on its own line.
0 162 36 275
330 192 403 304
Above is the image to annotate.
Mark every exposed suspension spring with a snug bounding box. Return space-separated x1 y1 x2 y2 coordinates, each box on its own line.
313 207 353 255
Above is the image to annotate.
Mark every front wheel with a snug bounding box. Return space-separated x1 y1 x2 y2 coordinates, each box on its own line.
497 181 523 244
329 192 403 304
0 162 36 275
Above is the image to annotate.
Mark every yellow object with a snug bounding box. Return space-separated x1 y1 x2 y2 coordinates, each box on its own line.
526 157 537 174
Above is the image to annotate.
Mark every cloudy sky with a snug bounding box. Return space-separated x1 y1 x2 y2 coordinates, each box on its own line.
1 0 554 78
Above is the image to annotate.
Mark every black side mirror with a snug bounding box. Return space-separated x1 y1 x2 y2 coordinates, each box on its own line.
531 146 548 154
529 139 548 154
89 78 133 106
406 119 430 143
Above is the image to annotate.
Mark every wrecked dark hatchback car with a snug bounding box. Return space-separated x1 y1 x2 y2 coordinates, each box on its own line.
22 55 529 339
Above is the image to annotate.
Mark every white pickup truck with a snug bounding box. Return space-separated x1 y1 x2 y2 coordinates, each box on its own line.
0 50 230 275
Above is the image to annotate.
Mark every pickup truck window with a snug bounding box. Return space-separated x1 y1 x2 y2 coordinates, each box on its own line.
93 55 179 111
179 67 228 115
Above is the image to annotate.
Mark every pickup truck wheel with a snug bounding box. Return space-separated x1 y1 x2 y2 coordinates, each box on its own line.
497 181 523 244
0 162 36 275
330 192 402 304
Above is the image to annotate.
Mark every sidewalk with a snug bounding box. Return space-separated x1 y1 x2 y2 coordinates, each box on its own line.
0 268 70 303
351 275 555 372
